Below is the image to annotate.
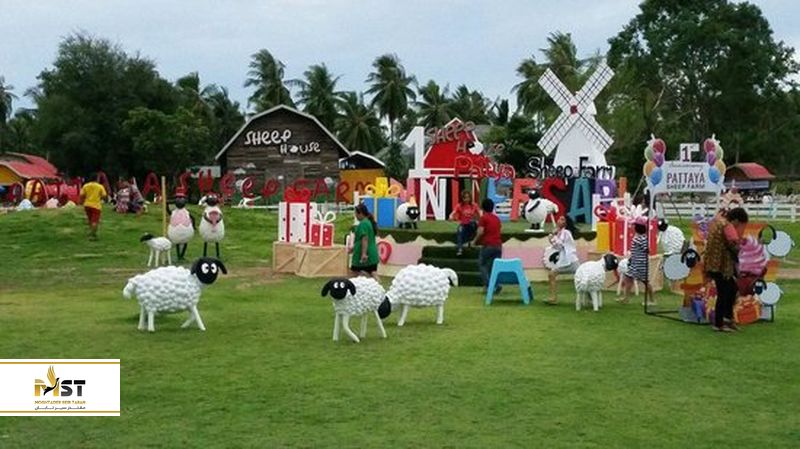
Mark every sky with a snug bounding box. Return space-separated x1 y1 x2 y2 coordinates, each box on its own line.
2 0 799 114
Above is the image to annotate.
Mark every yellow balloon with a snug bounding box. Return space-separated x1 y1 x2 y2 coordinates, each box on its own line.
715 160 726 174
643 161 656 176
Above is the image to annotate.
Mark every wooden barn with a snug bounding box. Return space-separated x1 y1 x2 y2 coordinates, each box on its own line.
215 105 351 182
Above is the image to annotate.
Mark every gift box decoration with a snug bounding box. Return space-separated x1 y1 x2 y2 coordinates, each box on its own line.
360 196 399 229
278 187 318 243
612 217 658 256
734 296 761 325
310 211 336 247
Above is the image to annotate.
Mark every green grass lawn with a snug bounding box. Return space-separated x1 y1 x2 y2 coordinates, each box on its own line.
1 207 799 448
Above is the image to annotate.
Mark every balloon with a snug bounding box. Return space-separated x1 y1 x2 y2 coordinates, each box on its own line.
704 139 716 153
650 167 663 185
652 139 666 154
644 146 654 161
715 160 726 175
715 147 724 161
708 167 721 184
653 152 664 167
707 152 716 166
643 161 656 176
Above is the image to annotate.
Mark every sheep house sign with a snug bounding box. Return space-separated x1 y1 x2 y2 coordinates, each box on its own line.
214 105 350 184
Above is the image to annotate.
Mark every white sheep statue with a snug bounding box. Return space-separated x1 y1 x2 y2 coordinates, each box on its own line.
168 194 195 261
122 257 227 332
574 254 619 312
199 195 225 258
385 264 458 326
657 218 685 255
321 277 391 343
396 201 420 229
524 190 558 231
615 258 640 297
140 233 172 267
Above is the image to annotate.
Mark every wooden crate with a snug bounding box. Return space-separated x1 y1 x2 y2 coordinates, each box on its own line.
294 244 348 278
272 241 299 273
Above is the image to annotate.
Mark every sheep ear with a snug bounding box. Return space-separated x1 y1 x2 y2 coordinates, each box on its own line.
345 280 356 296
190 259 202 275
321 281 332 297
216 260 227 274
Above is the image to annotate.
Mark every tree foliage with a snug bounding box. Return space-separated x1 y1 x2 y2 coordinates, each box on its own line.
366 54 416 142
245 49 294 112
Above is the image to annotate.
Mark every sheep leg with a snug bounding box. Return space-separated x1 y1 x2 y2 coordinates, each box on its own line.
167 250 172 266
203 242 208 257
147 311 155 332
341 314 360 343
359 314 368 338
397 304 410 327
616 276 623 296
137 305 146 331
436 304 444 325
215 242 220 259
191 306 206 331
576 292 582 311
374 310 387 338
181 312 195 328
147 250 153 267
332 314 340 341
591 291 600 312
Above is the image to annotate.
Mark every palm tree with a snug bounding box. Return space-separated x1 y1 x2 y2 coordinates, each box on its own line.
365 54 416 142
335 92 385 154
449 85 491 124
288 63 342 130
415 80 452 129
0 77 18 153
244 49 295 112
512 32 599 120
202 85 245 149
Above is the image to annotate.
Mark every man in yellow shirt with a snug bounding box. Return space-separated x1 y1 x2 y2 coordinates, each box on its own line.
79 174 108 240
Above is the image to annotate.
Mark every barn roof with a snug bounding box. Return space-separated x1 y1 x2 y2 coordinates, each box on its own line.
726 163 775 180
214 105 351 161
0 152 60 180
340 151 385 169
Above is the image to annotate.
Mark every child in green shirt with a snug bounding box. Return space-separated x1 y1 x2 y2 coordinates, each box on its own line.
350 203 380 281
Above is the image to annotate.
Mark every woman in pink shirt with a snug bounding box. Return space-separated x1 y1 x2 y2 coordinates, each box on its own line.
450 190 482 256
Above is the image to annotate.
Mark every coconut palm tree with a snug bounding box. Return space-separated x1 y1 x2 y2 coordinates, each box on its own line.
335 92 385 154
288 63 342 130
365 54 416 142
512 32 599 120
244 49 294 112
415 80 452 129
0 77 17 126
449 85 491 124
202 85 244 149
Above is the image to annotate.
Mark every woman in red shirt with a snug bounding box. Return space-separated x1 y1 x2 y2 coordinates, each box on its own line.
450 190 482 256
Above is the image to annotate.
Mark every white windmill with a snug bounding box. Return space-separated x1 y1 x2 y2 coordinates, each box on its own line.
538 61 614 171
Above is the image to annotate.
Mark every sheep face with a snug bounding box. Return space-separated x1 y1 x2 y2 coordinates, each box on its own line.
528 190 541 200
140 233 155 242
657 218 669 232
603 254 619 272
405 206 420 221
205 195 220 206
321 278 356 300
191 257 227 285
175 196 187 208
682 249 700 268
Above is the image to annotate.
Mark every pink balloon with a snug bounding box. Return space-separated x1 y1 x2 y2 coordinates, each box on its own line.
653 152 664 167
652 139 666 154
704 139 716 153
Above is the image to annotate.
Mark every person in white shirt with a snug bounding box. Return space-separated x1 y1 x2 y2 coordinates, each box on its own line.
545 215 580 305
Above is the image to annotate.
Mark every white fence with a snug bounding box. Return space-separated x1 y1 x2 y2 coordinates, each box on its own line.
660 202 797 222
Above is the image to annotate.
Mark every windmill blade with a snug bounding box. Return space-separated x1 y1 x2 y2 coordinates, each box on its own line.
575 62 614 109
538 112 578 155
538 69 574 112
576 114 614 152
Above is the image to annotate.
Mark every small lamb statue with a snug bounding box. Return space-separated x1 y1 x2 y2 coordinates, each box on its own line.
122 257 227 332
140 233 172 267
574 253 618 312
385 264 458 326
321 277 391 343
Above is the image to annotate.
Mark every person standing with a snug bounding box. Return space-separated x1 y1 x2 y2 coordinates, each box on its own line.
350 203 380 282
624 217 655 306
472 198 503 293
545 215 580 305
704 207 749 332
449 190 482 256
79 174 108 240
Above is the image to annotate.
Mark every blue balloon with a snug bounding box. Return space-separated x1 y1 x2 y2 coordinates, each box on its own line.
650 167 663 185
708 167 721 184
0 185 5 194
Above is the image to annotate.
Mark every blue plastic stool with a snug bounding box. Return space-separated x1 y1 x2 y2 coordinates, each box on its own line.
485 258 533 305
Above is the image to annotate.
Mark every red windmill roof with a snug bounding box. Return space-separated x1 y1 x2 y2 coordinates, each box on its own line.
0 152 60 180
727 163 775 180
